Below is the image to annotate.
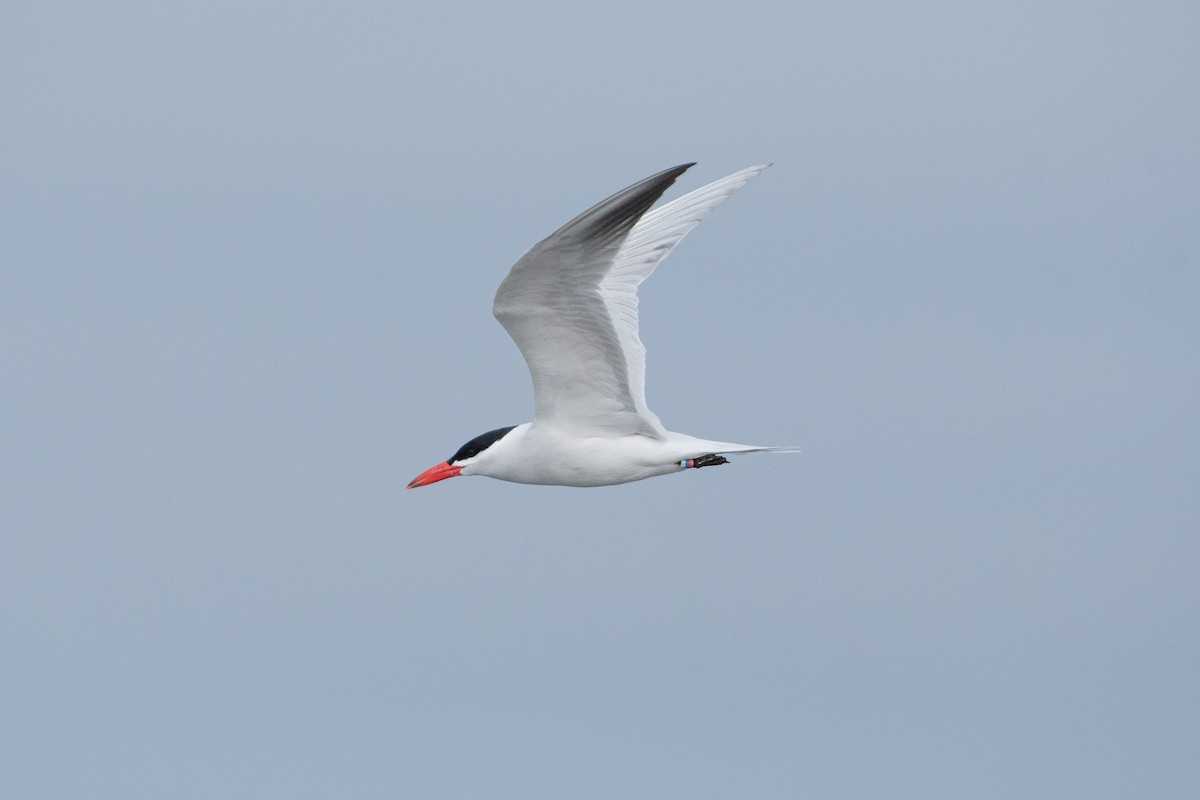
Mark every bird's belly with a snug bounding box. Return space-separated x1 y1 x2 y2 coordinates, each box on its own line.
486 433 684 487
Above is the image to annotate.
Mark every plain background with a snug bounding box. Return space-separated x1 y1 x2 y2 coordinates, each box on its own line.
3 2 1198 798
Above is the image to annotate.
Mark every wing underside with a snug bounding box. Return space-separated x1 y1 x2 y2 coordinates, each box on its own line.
493 164 768 436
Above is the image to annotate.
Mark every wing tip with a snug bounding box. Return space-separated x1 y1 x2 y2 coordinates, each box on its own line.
660 162 697 181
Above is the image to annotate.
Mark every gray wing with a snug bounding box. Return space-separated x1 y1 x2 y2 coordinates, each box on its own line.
492 163 767 436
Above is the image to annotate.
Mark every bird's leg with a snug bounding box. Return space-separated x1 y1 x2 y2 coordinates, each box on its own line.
679 454 729 469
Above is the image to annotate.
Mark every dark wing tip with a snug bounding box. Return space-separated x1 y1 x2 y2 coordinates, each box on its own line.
562 163 696 246
652 162 696 185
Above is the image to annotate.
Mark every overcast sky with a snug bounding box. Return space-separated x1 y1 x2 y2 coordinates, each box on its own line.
3 2 1198 798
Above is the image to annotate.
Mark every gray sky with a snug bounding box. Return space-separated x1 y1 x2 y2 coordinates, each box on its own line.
3 2 1198 798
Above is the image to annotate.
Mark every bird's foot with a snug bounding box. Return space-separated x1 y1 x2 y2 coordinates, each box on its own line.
679 454 729 469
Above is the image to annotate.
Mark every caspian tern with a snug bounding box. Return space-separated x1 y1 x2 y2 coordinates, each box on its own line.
408 163 794 489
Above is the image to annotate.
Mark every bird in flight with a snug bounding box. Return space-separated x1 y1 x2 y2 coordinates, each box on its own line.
408 163 794 489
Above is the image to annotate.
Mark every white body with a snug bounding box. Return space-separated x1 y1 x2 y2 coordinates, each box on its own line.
463 423 779 486
411 163 793 489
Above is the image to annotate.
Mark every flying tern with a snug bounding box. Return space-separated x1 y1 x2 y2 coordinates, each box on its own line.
408 162 794 489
